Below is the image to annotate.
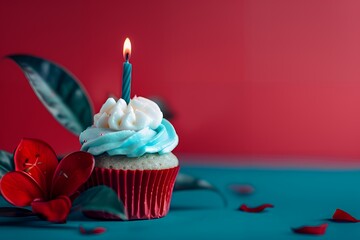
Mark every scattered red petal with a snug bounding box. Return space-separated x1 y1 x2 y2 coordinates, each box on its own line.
92 227 106 234
230 184 254 195
292 223 328 235
14 138 58 193
239 204 274 213
79 226 87 234
31 195 71 223
79 226 106 235
51 151 94 198
332 209 360 222
0 171 44 207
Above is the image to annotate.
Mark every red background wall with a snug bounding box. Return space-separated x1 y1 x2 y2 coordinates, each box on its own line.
1 0 360 163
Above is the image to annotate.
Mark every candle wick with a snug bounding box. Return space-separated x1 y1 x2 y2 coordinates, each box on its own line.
125 53 130 62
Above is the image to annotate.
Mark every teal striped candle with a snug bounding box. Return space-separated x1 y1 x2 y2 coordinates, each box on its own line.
122 38 132 104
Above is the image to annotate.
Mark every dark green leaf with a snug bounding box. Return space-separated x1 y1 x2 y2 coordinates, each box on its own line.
149 97 175 120
73 186 127 220
174 173 227 206
6 54 93 135
0 207 35 217
0 150 14 178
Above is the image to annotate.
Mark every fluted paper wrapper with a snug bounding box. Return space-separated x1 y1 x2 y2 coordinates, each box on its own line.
82 166 179 220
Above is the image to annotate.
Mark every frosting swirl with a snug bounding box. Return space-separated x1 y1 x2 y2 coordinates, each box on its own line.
94 96 163 131
80 97 178 157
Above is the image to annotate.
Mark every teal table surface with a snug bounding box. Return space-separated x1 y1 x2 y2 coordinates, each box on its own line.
1 164 360 240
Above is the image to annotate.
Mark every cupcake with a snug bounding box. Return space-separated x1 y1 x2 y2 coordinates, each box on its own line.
80 96 179 220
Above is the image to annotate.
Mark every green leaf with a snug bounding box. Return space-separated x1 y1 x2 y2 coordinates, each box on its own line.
73 186 127 220
174 173 227 206
6 54 93 135
0 150 14 178
0 207 35 217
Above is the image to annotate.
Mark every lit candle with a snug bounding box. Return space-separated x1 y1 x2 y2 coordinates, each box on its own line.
122 38 132 104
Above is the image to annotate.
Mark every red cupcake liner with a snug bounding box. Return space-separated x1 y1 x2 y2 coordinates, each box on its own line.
82 166 179 220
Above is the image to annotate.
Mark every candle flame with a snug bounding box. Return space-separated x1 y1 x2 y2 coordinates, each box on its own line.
123 38 131 61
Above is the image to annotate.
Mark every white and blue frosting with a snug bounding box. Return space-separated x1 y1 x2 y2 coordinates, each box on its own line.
80 97 178 157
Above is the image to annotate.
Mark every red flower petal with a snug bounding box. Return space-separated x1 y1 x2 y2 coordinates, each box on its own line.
51 151 94 198
31 195 71 223
14 138 58 194
292 223 328 235
0 171 44 207
332 209 360 222
239 204 274 213
79 226 106 235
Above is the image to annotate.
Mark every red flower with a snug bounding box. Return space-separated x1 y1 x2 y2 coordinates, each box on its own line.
0 138 94 223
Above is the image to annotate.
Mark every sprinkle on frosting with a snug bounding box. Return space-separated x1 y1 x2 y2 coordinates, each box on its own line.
80 97 178 157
